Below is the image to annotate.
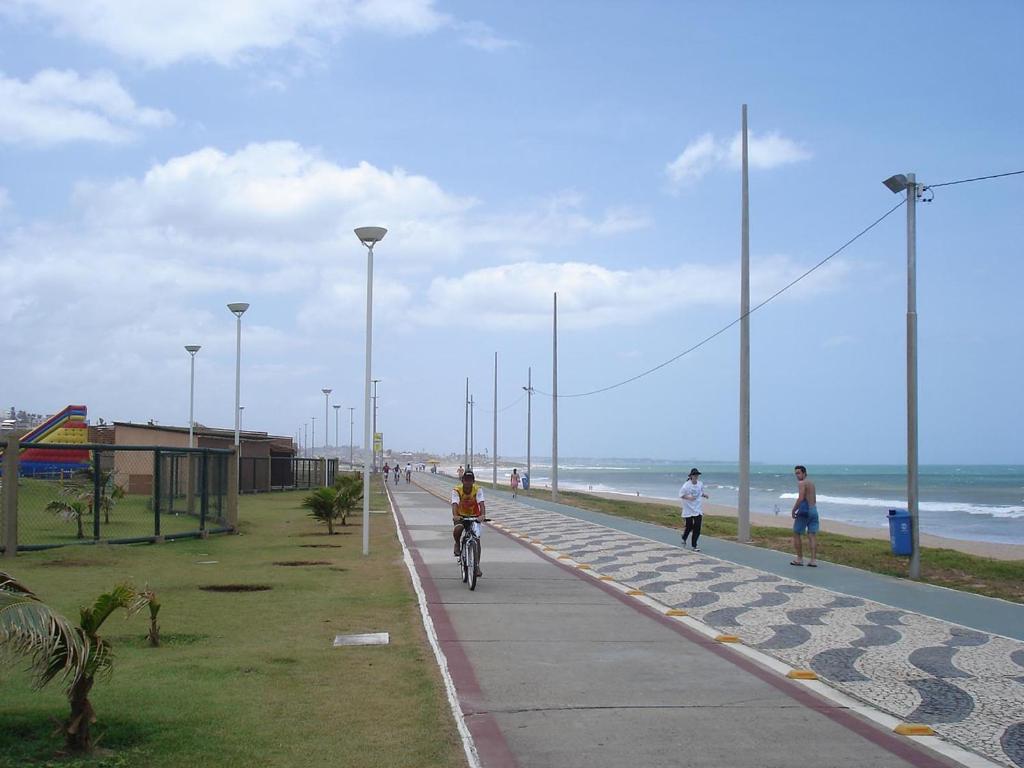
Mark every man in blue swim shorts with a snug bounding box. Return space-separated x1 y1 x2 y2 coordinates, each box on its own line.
790 465 819 567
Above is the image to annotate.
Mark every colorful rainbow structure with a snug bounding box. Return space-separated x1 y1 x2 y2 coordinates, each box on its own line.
18 405 91 477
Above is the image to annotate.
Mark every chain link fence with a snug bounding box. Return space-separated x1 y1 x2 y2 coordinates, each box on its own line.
1 440 233 552
239 456 337 493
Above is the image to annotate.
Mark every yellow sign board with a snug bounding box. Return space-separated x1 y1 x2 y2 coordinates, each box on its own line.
373 433 383 451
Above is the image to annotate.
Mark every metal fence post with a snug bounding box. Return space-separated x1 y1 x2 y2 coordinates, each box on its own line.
200 450 209 533
226 449 238 530
93 448 102 541
153 449 162 538
3 437 19 558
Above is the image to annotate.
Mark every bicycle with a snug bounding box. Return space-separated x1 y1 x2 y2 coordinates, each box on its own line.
456 516 487 591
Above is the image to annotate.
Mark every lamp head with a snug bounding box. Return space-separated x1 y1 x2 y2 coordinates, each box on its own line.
227 302 250 316
354 226 387 246
185 345 201 354
882 174 909 194
333 404 341 410
322 388 332 395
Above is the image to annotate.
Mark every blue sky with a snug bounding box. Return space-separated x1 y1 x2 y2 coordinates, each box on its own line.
1 1 1021 464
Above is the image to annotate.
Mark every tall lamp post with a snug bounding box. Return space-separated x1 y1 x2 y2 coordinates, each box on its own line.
522 366 532 484
185 345 201 448
227 302 249 488
322 388 332 452
238 405 245 431
371 378 381 472
883 171 921 580
348 406 355 469
356 226 387 556
333 403 341 455
311 416 317 456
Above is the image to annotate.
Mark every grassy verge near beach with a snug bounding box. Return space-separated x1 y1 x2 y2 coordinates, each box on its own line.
0 475 466 768
511 486 1024 604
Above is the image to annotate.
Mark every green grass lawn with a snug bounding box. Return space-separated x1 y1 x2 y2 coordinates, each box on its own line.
506 485 1024 604
0 477 466 768
10 477 229 546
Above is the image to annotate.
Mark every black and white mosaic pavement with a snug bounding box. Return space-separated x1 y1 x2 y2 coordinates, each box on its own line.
417 476 1024 768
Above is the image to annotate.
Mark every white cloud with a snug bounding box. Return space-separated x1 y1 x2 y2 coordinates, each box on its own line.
9 0 450 66
414 255 852 330
0 69 173 145
455 20 518 52
666 130 810 186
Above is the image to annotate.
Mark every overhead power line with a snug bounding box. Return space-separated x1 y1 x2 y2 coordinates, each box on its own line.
535 198 908 399
527 166 1022 401
927 169 1024 189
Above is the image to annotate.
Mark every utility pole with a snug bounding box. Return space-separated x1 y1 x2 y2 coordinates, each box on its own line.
552 292 559 501
371 379 380 472
492 352 498 488
523 366 532 484
464 377 469 472
738 103 751 543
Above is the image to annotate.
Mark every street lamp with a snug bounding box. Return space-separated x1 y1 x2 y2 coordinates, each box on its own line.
371 379 381 472
184 345 201 448
348 406 355 469
333 403 341 456
227 302 249 487
311 416 317 455
355 225 387 556
522 366 533 484
322 388 332 452
883 171 921 579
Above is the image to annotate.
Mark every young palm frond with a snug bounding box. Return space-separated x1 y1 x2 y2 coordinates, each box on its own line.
0 572 88 690
302 487 339 535
333 474 363 527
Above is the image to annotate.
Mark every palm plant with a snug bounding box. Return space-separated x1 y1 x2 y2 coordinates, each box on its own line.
302 487 340 535
0 571 153 753
333 474 363 527
46 497 89 539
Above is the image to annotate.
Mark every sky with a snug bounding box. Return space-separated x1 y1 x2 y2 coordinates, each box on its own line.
1 0 1021 465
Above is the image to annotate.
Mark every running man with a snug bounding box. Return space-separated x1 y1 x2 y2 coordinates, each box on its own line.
790 465 819 567
679 468 709 552
452 469 485 577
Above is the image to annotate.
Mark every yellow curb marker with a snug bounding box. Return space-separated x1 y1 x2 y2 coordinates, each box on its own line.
557 555 572 560
665 609 688 617
786 670 818 680
577 564 593 570
894 724 935 736
626 590 645 596
715 634 741 643
598 576 615 581
543 547 556 552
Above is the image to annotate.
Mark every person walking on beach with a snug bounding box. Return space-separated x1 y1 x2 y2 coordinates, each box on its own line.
679 468 709 552
510 468 520 499
790 465 819 567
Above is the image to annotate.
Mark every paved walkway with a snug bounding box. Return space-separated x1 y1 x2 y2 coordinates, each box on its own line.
393 474 1023 768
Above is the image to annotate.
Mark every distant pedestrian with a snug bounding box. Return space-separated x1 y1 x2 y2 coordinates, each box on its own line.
383 462 390 481
790 465 819 567
679 468 709 552
457 464 464 479
510 468 520 499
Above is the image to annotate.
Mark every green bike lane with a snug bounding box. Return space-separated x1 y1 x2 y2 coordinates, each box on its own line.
391 478 960 768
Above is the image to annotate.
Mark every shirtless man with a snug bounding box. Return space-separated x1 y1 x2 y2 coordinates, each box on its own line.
790 465 819 567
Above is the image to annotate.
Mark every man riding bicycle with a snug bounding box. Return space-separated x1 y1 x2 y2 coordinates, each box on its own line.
452 469 485 577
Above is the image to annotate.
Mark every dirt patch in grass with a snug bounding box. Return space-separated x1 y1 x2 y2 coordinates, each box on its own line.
199 584 272 592
299 544 341 548
38 559 106 567
327 567 348 572
273 560 331 566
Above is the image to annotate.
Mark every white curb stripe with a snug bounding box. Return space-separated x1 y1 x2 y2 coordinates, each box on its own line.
386 484 481 768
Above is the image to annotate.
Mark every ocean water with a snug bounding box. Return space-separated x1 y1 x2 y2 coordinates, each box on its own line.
500 459 1024 546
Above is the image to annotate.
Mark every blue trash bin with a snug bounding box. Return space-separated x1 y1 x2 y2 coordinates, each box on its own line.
887 508 912 556
521 473 530 490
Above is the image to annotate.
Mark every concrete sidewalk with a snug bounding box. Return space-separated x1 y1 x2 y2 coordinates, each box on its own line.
391 477 968 768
